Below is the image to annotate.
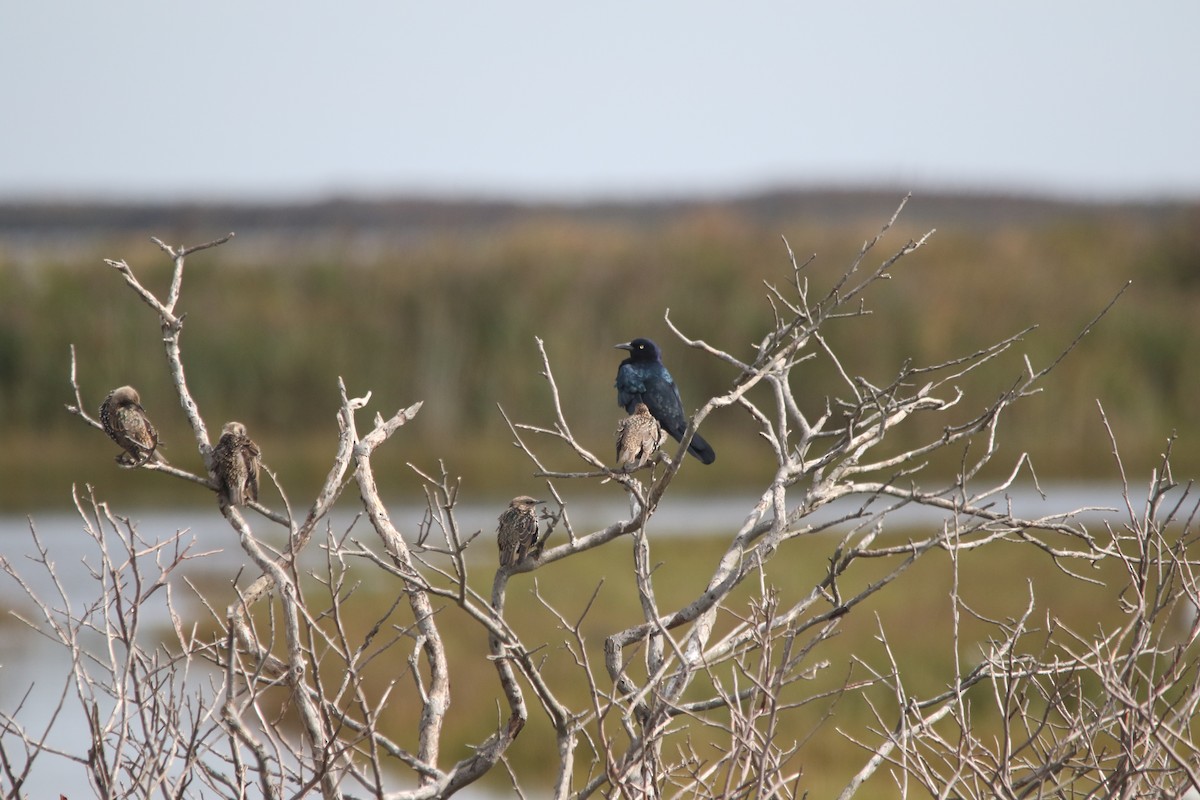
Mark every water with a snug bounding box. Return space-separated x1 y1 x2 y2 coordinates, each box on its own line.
0 484 1137 798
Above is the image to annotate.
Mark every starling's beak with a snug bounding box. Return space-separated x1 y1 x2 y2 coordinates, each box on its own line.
614 342 633 351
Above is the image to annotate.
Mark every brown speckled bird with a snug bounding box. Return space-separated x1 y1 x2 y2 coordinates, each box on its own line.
497 496 541 568
210 421 261 507
614 401 666 473
99 385 160 467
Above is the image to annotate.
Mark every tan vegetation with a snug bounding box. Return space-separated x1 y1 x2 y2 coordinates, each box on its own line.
2 199 1198 799
1 191 1198 509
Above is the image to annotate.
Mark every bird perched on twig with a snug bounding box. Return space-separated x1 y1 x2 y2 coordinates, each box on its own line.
211 421 261 507
615 401 666 472
497 496 542 568
614 338 716 465
99 385 161 467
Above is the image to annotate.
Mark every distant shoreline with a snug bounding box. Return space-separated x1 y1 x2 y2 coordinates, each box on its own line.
2 186 1195 240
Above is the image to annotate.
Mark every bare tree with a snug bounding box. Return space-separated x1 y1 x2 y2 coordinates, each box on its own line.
2 199 1197 799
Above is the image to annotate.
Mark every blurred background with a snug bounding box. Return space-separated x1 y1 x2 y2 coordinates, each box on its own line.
2 2 1198 509
3 4 1200 797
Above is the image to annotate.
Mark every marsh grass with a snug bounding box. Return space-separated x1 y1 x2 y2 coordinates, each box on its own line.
4 195 1200 510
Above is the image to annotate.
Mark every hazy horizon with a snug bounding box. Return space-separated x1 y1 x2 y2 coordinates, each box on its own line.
3 181 1197 211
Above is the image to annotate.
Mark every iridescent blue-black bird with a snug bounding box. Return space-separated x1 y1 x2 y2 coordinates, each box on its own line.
614 338 716 465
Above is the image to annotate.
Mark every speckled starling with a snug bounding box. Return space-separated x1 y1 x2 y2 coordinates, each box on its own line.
615 401 666 472
99 385 160 467
211 421 261 507
496 495 541 568
615 337 715 465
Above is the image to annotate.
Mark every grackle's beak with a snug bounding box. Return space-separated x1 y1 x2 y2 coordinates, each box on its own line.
614 342 633 351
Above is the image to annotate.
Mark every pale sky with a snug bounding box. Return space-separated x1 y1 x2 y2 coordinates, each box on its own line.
2 2 1197 202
